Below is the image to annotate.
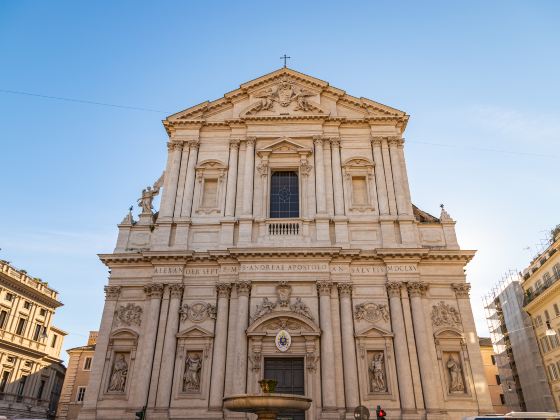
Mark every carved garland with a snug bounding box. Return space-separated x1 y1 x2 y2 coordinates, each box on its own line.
179 302 217 323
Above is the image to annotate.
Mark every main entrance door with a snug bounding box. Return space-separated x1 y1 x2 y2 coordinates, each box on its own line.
264 357 305 420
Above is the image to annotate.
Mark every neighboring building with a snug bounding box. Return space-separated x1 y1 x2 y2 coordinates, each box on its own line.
484 273 556 412
521 227 560 410
0 260 66 419
478 337 508 414
56 331 98 420
79 68 493 420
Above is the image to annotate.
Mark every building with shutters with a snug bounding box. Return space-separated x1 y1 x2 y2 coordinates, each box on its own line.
79 68 493 420
0 259 66 419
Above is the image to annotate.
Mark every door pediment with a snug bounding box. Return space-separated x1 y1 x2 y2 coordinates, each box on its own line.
257 137 312 157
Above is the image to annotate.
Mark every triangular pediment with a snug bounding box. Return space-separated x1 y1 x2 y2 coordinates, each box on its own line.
258 137 312 156
355 325 393 338
176 326 214 339
164 68 408 132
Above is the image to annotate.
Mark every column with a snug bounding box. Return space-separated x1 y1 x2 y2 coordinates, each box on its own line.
388 137 409 216
148 286 171 408
386 282 416 412
323 140 334 216
371 137 389 216
159 141 183 219
232 281 251 394
313 136 327 215
173 142 191 217
135 284 164 408
80 286 120 416
396 138 414 216
330 138 345 216
337 283 360 410
407 282 440 413
452 283 494 412
155 284 183 409
381 137 398 216
209 283 232 409
317 281 336 412
224 285 238 396
224 140 240 217
330 286 346 411
180 140 200 218
241 138 255 216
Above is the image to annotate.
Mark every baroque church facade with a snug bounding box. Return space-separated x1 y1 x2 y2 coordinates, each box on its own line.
79 68 493 420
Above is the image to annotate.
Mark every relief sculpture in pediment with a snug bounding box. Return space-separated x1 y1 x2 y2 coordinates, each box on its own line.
246 78 318 115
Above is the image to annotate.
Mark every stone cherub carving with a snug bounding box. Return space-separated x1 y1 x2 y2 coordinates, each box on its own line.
290 297 314 321
369 353 386 392
251 297 276 323
447 354 464 392
248 79 316 114
108 354 128 392
183 352 202 392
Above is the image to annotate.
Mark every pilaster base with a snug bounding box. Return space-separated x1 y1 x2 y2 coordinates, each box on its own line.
315 215 331 243
399 219 417 247
380 219 396 247
333 216 349 247
172 220 191 249
238 218 253 244
220 219 236 247
151 221 172 250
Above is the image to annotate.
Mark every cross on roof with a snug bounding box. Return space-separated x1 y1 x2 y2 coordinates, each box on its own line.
280 54 291 68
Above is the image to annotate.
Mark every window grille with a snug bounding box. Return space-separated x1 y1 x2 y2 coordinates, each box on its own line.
270 171 299 218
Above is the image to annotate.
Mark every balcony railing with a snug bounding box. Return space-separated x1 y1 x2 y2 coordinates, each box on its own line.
524 272 560 306
266 220 302 237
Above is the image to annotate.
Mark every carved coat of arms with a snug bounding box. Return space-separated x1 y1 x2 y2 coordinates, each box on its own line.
115 303 143 326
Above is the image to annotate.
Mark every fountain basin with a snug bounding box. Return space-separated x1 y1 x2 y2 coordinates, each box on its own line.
223 393 312 419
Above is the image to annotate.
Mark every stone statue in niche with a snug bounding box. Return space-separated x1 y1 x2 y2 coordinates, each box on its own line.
108 353 128 392
368 352 387 392
183 352 203 392
447 354 465 392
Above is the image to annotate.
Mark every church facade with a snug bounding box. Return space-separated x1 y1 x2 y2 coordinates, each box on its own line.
79 68 493 420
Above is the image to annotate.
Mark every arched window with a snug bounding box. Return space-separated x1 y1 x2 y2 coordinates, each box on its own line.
270 171 299 218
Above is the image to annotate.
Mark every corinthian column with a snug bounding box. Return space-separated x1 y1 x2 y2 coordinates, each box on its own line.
173 142 191 217
242 138 255 216
159 141 183 219
135 284 164 408
386 282 415 412
224 140 240 217
371 137 389 215
209 283 232 409
330 138 345 216
337 283 359 410
180 139 199 218
232 281 251 394
155 284 183 409
80 286 120 415
407 281 440 413
314 136 327 215
317 280 336 412
381 137 397 216
388 137 410 216
323 140 334 216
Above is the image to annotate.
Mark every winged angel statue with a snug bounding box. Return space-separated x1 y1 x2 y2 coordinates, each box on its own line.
250 81 315 114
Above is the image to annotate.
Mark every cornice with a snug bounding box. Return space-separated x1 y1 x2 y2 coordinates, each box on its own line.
0 274 62 308
525 279 560 312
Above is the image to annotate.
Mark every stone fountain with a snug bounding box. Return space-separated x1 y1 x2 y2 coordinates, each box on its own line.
223 379 312 420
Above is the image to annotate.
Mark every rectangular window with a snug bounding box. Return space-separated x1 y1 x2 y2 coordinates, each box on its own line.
495 374 501 385
491 355 496 365
5 293 13 302
0 371 10 392
536 315 543 327
39 308 46 317
51 334 57 348
15 318 26 335
17 375 27 396
351 176 368 206
552 364 559 381
500 394 505 405
0 310 8 329
76 386 86 402
37 379 46 399
83 357 92 371
270 171 299 218
23 301 31 310
541 337 551 353
201 179 218 208
545 310 551 320
33 324 42 341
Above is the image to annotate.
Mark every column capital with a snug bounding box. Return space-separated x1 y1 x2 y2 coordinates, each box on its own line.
169 284 184 298
388 136 404 147
337 282 353 297
216 282 232 298
313 135 324 146
229 139 240 150
407 281 428 297
104 286 121 301
330 137 341 148
245 137 256 146
167 141 184 152
187 139 200 149
236 280 252 296
386 281 402 298
451 283 471 298
371 136 383 146
144 283 164 298
317 280 333 296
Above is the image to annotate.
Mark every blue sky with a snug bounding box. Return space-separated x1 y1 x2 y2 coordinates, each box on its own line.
0 1 558 360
